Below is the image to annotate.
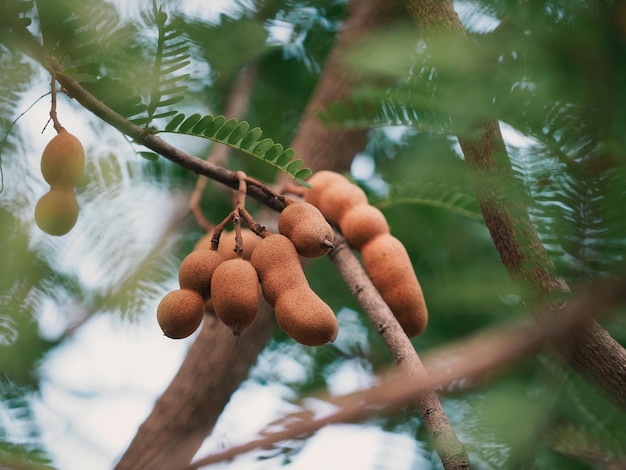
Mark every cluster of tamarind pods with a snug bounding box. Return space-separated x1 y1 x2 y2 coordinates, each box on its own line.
157 170 428 346
31 125 428 344
34 129 85 236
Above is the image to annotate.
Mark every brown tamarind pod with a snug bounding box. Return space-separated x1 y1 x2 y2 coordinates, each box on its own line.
218 229 261 260
304 171 368 226
250 234 306 306
274 286 338 346
278 201 334 258
178 248 224 300
302 170 347 209
34 188 79 236
194 232 213 251
210 258 260 336
40 129 85 187
157 288 205 339
360 234 428 337
194 229 261 260
250 233 337 346
339 204 390 251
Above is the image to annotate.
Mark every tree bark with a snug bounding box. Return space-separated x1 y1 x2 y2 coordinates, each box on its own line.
402 0 626 412
114 1 411 468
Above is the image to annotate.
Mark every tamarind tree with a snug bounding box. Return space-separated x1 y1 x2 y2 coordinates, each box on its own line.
0 0 625 469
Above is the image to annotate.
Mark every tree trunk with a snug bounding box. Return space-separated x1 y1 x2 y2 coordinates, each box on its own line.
402 0 626 413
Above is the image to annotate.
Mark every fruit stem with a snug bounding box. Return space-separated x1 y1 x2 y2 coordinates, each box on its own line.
49 73 64 134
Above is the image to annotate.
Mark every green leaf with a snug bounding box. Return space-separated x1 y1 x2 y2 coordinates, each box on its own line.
156 115 311 183
227 121 250 144
204 115 226 137
241 127 263 150
253 138 275 156
263 143 284 162
192 115 213 134
383 181 483 221
286 158 303 173
295 168 313 181
215 118 238 140
178 113 202 133
165 113 185 131
160 60 191 76
276 148 296 167
139 151 160 161
157 95 184 107
137 5 191 129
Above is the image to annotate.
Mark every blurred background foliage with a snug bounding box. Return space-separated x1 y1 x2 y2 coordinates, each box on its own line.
0 0 625 468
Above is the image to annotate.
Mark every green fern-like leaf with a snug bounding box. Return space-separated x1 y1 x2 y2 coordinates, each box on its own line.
136 0 190 128
160 113 312 185
381 181 483 221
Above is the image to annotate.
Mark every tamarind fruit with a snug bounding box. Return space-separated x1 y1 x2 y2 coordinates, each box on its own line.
360 234 428 337
157 288 205 339
194 228 260 260
304 170 428 337
304 171 368 226
250 234 338 346
178 248 224 300
210 258 260 336
40 129 85 187
34 188 79 236
339 204 390 251
278 201 334 258
301 170 347 210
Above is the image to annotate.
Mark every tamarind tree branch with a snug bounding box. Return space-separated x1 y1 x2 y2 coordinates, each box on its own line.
401 0 626 412
329 233 470 469
186 273 626 469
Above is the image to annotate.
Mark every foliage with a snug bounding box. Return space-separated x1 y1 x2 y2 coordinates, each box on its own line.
0 0 625 469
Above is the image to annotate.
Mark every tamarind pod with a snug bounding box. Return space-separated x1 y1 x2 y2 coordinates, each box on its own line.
34 188 79 236
211 258 260 336
339 204 390 251
250 233 338 345
304 174 368 226
250 234 308 306
302 170 347 209
278 201 334 258
194 229 261 260
218 229 261 260
40 130 85 187
194 232 213 251
178 249 224 300
360 234 428 337
157 288 205 339
274 287 338 346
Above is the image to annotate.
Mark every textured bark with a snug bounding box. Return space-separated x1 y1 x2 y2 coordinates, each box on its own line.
114 1 411 468
329 234 470 470
288 0 406 175
402 0 626 412
113 311 277 470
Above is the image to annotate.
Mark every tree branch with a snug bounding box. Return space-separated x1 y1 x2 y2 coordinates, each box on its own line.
329 233 470 469
401 0 626 412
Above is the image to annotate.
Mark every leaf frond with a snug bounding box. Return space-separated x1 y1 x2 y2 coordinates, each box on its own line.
381 181 483 221
141 0 191 129
160 113 312 185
